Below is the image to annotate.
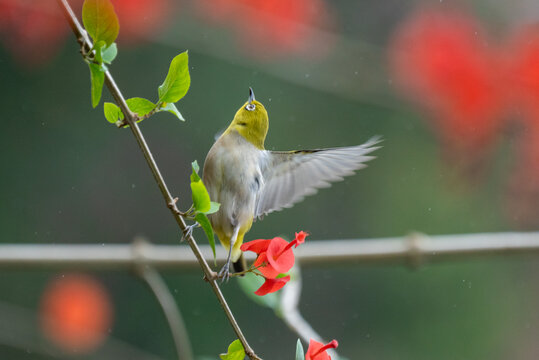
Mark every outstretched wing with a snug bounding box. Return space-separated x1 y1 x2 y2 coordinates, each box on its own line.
254 136 381 219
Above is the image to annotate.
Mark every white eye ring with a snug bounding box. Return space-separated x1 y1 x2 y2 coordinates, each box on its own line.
246 104 256 111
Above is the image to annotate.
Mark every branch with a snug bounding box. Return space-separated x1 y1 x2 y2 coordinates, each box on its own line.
136 265 194 360
1 232 539 268
56 1 260 358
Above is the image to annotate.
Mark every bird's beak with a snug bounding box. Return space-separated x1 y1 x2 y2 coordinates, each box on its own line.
248 87 255 104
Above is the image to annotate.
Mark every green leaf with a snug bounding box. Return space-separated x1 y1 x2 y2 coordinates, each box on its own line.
158 51 191 103
219 339 245 360
126 97 156 117
88 62 105 108
159 102 185 121
295 339 305 360
104 102 123 123
191 180 211 213
237 272 280 309
93 40 107 63
82 0 120 47
190 160 201 182
195 213 216 263
205 201 220 215
101 42 117 64
190 160 212 213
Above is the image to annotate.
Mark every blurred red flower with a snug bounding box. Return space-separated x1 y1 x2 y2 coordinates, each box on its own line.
507 25 539 118
502 26 539 227
111 0 172 45
39 273 113 353
0 0 70 67
195 0 333 60
389 7 506 177
0 0 173 67
305 339 338 360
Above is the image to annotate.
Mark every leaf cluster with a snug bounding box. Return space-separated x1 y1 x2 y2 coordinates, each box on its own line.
81 0 188 124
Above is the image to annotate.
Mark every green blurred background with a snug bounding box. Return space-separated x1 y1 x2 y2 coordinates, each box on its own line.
1 0 539 359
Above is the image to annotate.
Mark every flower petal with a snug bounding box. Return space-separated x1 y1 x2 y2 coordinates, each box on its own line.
266 238 295 275
305 339 338 360
240 238 272 254
254 275 290 296
294 231 309 246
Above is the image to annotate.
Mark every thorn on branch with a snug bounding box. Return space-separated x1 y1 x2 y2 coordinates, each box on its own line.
168 197 182 215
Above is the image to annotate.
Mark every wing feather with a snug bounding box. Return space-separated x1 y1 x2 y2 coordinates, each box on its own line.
254 136 382 218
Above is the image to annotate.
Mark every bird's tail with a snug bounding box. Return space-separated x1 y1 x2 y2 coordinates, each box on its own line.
232 253 246 274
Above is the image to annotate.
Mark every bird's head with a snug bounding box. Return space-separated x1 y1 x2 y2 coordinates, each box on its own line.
225 88 269 149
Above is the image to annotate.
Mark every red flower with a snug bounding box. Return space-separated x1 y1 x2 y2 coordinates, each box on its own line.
254 275 291 296
241 231 308 279
389 6 505 178
306 339 339 360
195 0 333 60
241 231 307 296
111 0 173 45
507 25 539 118
39 273 113 353
503 26 539 227
0 0 70 67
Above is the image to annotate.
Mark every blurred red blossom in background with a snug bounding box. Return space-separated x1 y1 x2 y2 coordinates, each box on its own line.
111 0 172 45
0 0 173 67
195 0 334 61
503 26 539 228
389 7 505 178
389 6 539 227
0 0 70 67
39 273 113 353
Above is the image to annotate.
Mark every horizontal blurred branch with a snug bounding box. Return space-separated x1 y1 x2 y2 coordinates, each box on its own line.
1 232 538 269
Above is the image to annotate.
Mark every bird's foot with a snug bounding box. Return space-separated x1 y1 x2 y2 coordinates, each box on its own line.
218 263 231 282
181 224 196 242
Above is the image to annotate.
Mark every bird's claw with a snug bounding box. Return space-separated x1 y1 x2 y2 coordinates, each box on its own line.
181 224 196 242
218 264 231 283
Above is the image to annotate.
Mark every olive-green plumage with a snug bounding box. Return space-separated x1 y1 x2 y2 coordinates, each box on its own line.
202 88 380 278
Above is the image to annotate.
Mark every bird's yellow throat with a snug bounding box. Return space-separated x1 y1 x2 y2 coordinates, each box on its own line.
223 99 269 150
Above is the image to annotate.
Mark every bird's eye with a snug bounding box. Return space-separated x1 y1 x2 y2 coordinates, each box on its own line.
245 104 256 111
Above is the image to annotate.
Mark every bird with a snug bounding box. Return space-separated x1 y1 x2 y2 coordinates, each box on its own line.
202 88 381 279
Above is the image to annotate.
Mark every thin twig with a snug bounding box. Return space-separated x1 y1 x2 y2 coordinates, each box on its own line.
56 1 261 358
134 239 194 360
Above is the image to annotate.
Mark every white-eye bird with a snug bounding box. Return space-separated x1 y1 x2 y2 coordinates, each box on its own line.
203 88 381 279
